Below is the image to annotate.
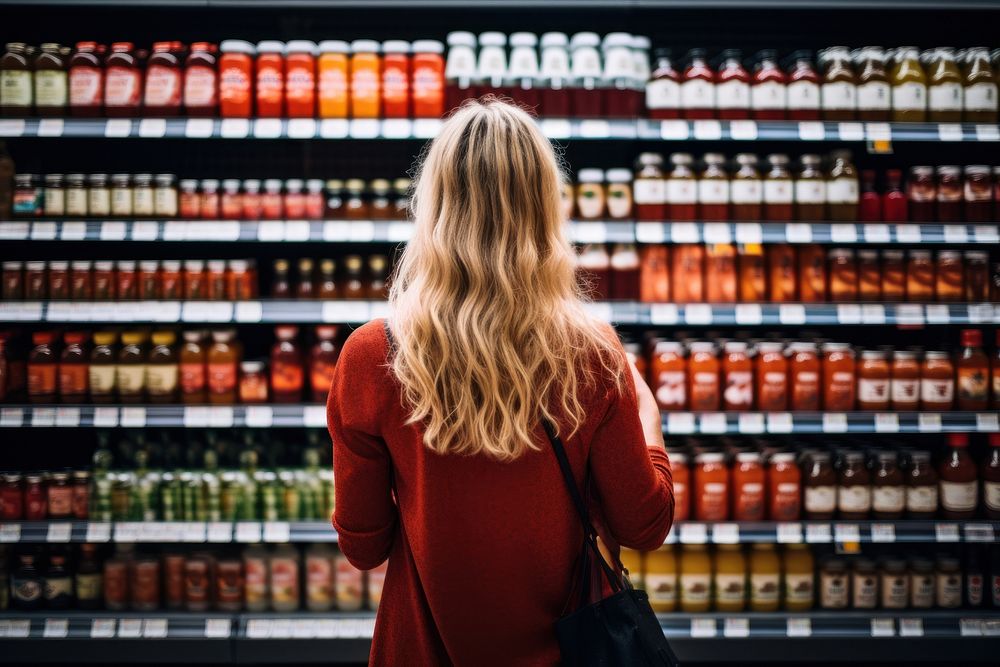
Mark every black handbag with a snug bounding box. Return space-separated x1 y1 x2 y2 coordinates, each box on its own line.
542 420 680 667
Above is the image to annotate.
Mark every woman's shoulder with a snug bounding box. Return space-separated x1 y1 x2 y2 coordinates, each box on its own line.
341 319 391 367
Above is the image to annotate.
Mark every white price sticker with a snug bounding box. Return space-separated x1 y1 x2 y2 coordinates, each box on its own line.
767 413 793 433
205 619 232 639
943 225 969 243
573 222 606 244
862 224 890 243
304 405 327 428
729 120 757 140
319 119 349 138
874 413 899 433
56 407 81 427
540 119 571 139
0 524 21 543
669 222 699 243
703 222 731 244
895 224 922 243
806 523 832 543
834 523 861 544
786 618 812 637
349 220 376 242
287 118 317 139
118 618 143 638
649 304 679 325
960 619 984 636
972 225 1000 243
131 221 159 241
1 407 24 427
690 618 717 638
870 524 896 543
778 305 806 325
734 223 762 244
283 220 311 242
46 523 72 543
870 618 895 637
30 221 58 240
659 120 689 140
183 406 210 428
209 406 234 428
93 407 119 427
220 118 249 138
977 413 1000 431
899 618 924 637
104 119 131 137
925 304 950 325
31 408 55 427
143 619 168 638
263 521 291 543
256 221 284 241
861 304 886 324
865 122 891 142
830 224 858 243
579 120 610 138
723 618 750 637
387 221 414 242
918 413 942 432
349 119 380 138
837 122 864 141
99 221 127 241
43 618 68 638
234 301 263 324
712 523 740 544
822 413 848 433
37 119 64 137
935 523 960 542
183 522 207 542
246 619 272 638
785 223 812 243
244 406 273 428
91 619 116 638
777 523 803 544
964 524 995 542
5 620 29 638
412 118 442 138
684 304 712 325
737 413 765 434
667 412 695 434
664 526 677 544
138 118 166 138
86 522 111 542
895 304 924 326
207 522 233 543
938 123 963 142
120 407 146 428
700 413 727 434
975 124 1000 141
735 304 762 325
0 222 29 240
679 523 708 544
797 122 824 141
692 120 722 140
236 522 261 543
185 118 214 138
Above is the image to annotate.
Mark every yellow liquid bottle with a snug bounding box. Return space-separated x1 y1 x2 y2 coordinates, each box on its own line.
679 544 712 613
782 544 815 611
645 546 678 612
620 547 644 589
713 544 746 612
749 543 781 612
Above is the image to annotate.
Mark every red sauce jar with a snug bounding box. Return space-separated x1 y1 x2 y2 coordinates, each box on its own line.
935 251 965 302
25 261 46 299
857 350 890 411
789 342 821 411
144 41 183 116
256 40 286 117
822 342 856 411
23 474 46 520
285 40 317 118
694 451 729 521
138 261 159 300
218 40 254 118
750 49 787 120
199 179 220 219
412 40 445 118
220 179 243 220
731 451 765 521
670 451 690 522
381 40 411 119
652 341 687 410
756 341 789 411
680 49 715 119
92 261 114 300
242 180 263 220
722 341 753 411
906 250 935 301
262 180 283 219
104 42 142 117
786 50 821 121
115 260 137 300
69 42 104 117
1 473 23 520
47 261 69 300
183 260 206 299
161 260 182 299
920 351 955 410
715 49 751 120
184 42 218 116
179 180 200 219
906 166 936 222
688 341 720 411
767 452 801 521
935 166 963 223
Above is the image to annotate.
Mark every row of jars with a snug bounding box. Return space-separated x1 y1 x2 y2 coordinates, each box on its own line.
632 329 1000 412
668 434 1000 523
580 243 995 303
647 46 999 122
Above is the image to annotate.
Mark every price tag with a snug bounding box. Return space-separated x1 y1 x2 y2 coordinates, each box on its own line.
205 619 232 639
0 222 29 240
972 225 1000 243
30 221 58 240
55 407 81 428
899 618 923 637
659 120 689 140
865 122 891 142
669 222 699 243
968 303 994 324
737 413 765 434
830 224 858 243
712 523 740 544
798 122 825 141
703 223 731 244
870 618 895 637
207 522 233 543
283 220 310 242
806 523 832 543
269 619 293 638
322 220 350 241
895 304 924 326
235 522 262 543
870 523 896 543
220 118 249 138
778 304 806 325
349 220 376 242
894 224 922 243
777 523 803 544
386 221 414 242
700 413 727 434
925 304 950 325
91 619 117 638
100 221 127 241
690 618 717 638
138 118 166 138
120 407 146 428
38 118 64 136
679 523 708 544
104 119 131 137
937 123 963 141
119 618 143 638
183 522 207 542
130 221 159 241
917 413 942 432
573 222 606 244
413 118 442 138
256 220 285 241
93 407 119 427
304 405 327 427
734 222 762 244
984 620 1000 636
264 521 291 543
143 619 168 638
649 304 678 325
43 618 68 638
1 407 24 427
943 225 969 243
246 619 272 638
185 118 214 138
964 523 994 542
684 304 713 325
208 406 234 428
835 523 861 544
874 413 899 433
320 118 349 138
723 618 749 638
292 620 317 639
540 119 572 139
837 122 864 141
0 524 21 543
349 119 380 138
287 118 317 139
767 412 793 433
182 301 233 322
822 413 848 433
86 522 111 542
579 120 610 138
861 304 886 324
370 301 390 319
786 617 813 637
975 124 1000 141
734 304 762 325
114 522 140 542
935 523 960 542
158 220 186 240
183 406 210 428
960 619 984 636
692 120 722 140
584 302 613 322
232 301 264 324
862 224 890 243
667 413 695 434
729 120 757 140
46 523 72 543
977 412 1000 432
4 620 29 638
244 406 273 428
784 223 812 243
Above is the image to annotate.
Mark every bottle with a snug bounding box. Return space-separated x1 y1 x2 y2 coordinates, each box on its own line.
218 40 254 118
750 544 781 612
714 544 747 613
602 33 636 118
147 331 178 404
731 451 764 520
957 329 989 410
144 41 182 116
633 153 666 221
679 544 711 613
858 170 881 222
881 169 907 222
183 42 217 116
715 49 750 120
786 50 821 120
103 42 142 117
694 450 727 521
58 331 89 403
179 331 206 403
783 544 815 611
28 332 58 403
698 153 730 221
477 32 508 99
854 47 890 121
722 342 753 411
962 47 999 123
750 49 786 120
646 49 680 120
68 42 104 117
33 43 68 116
889 47 928 122
795 154 826 221
644 547 677 612
967 546 986 608
75 544 103 610
763 154 793 222
270 325 304 403
938 434 978 519
255 41 285 117
680 49 715 119
926 47 963 122
666 153 697 221
1 42 33 116
445 32 477 112
819 46 856 121
826 151 859 222
11 552 43 610
285 40 318 118
207 330 239 404
568 32 602 117
994 330 1000 409
538 32 570 117
731 154 762 221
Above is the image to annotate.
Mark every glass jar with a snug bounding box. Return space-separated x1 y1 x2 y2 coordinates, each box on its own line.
872 451 904 519
87 174 110 217
731 154 762 221
804 451 836 520
890 47 928 122
634 153 666 221
935 165 962 223
605 169 633 220
716 49 750 120
935 250 965 302
962 47 999 123
906 166 936 222
786 50 821 120
680 48 715 120
795 154 826 221
826 151 859 222
907 250 935 301
857 350 889 411
882 250 905 301
763 154 793 222
646 48 681 120
890 350 920 410
697 153 729 221
906 451 939 519
837 451 871 520
750 49 786 120
857 250 880 301
822 342 856 411
926 47 964 122
828 248 858 302
854 47 891 121
154 174 178 217
819 46 857 121
964 165 993 222
920 351 955 410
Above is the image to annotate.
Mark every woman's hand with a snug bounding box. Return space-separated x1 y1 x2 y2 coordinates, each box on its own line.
629 363 665 450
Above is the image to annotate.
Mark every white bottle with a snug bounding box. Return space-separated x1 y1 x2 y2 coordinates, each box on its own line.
477 32 507 92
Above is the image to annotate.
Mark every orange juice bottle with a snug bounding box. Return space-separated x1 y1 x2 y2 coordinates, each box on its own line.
619 548 643 589
349 40 381 118
749 543 781 612
713 544 746 612
782 544 815 611
679 544 711 612
645 546 678 612
318 40 349 118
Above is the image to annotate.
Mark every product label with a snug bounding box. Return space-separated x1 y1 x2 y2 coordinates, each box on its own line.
180 363 205 394
699 482 727 520
957 368 989 403
821 81 855 110
35 71 67 107
111 189 132 216
858 378 889 404
716 79 749 109
244 557 267 606
66 189 88 216
773 483 801 520
44 188 66 216
856 81 890 110
645 573 677 604
967 574 984 607
911 574 934 607
883 575 909 608
787 80 820 109
256 65 284 106
634 179 666 205
715 573 746 602
183 66 217 107
646 79 681 110
336 558 364 610
412 66 442 107
873 486 905 513
785 573 814 603
920 378 954 405
763 180 792 204
939 480 977 512
269 558 299 605
306 555 333 606
12 576 42 603
70 67 103 107
735 481 764 517
892 82 926 111
75 572 102 602
929 82 963 111
146 365 179 396
58 365 88 397
724 371 753 408
351 69 379 102
821 574 848 607
88 365 116 394
698 180 729 204
805 485 836 513
985 481 1000 511
105 66 141 108
838 485 871 513
680 79 714 109
751 81 785 109
965 82 998 111
906 485 938 513
680 573 711 603
852 573 878 608
27 364 57 397
287 65 316 103
656 371 686 409
992 574 1000 607
320 67 348 100
667 180 696 204
220 66 251 106
116 365 145 395
731 180 762 204
794 180 825 204
0 70 32 106
145 64 181 107
891 378 919 405
751 573 780 604
208 362 236 395
937 574 962 608
826 178 859 204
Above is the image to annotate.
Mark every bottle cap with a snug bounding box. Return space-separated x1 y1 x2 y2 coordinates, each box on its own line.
960 329 982 348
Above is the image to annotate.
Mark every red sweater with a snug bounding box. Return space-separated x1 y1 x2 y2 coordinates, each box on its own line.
327 320 674 666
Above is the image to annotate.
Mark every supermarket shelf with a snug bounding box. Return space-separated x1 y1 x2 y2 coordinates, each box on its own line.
3 300 996 325
2 520 995 545
2 117 999 143
3 219 998 245
0 611 997 664
0 0 998 7
1 405 997 432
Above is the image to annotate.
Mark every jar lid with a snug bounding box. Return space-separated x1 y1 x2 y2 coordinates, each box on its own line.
799 153 822 165
116 260 136 270
138 260 159 271
393 177 411 192
842 450 864 462
264 179 283 192
909 249 931 259
694 451 725 463
577 169 604 184
569 32 600 50
222 178 241 191
241 360 265 372
285 178 304 191
636 152 664 167
93 260 114 271
735 451 760 463
211 329 235 342
909 558 934 572
510 32 538 49
703 152 726 164
44 173 64 185
601 32 633 50
350 39 380 53
255 40 286 54
770 452 796 463
632 36 651 50
893 350 917 360
70 260 91 269
25 260 46 270
316 325 339 340
766 153 790 165
604 168 632 184
655 340 683 353
182 330 204 342
724 340 748 352
306 179 324 193
876 450 898 462
935 165 961 176
446 31 476 48
821 341 852 351
938 250 961 260
345 178 366 191
478 32 507 47
318 40 349 53
861 349 886 359
179 179 199 190
227 259 248 271
88 173 108 185
48 260 68 270
220 40 255 55
154 173 176 186
286 40 318 55
937 556 960 569
852 557 876 570
412 40 444 54
207 259 226 272
243 179 261 191
540 32 569 48
688 341 715 352
161 259 181 270
382 40 410 54
184 259 204 269
756 341 784 353
964 164 990 175
670 153 693 165
827 247 854 257
152 331 176 346
121 332 146 345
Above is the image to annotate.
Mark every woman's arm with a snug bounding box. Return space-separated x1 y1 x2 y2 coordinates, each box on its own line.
327 326 398 570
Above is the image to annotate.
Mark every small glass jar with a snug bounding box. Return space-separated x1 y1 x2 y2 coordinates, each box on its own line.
154 174 178 217
828 248 858 302
179 179 200 219
906 166 936 222
43 174 65 216
132 174 155 217
200 179 220 219
880 558 909 609
87 174 111 217
65 174 88 217
239 361 269 403
906 250 935 301
935 250 964 302
935 165 962 223
604 169 633 220
576 169 606 220
110 174 133 217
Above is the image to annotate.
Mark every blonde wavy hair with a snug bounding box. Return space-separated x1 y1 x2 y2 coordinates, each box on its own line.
388 98 625 461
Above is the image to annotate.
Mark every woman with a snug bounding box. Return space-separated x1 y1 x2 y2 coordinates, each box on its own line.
327 99 673 666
